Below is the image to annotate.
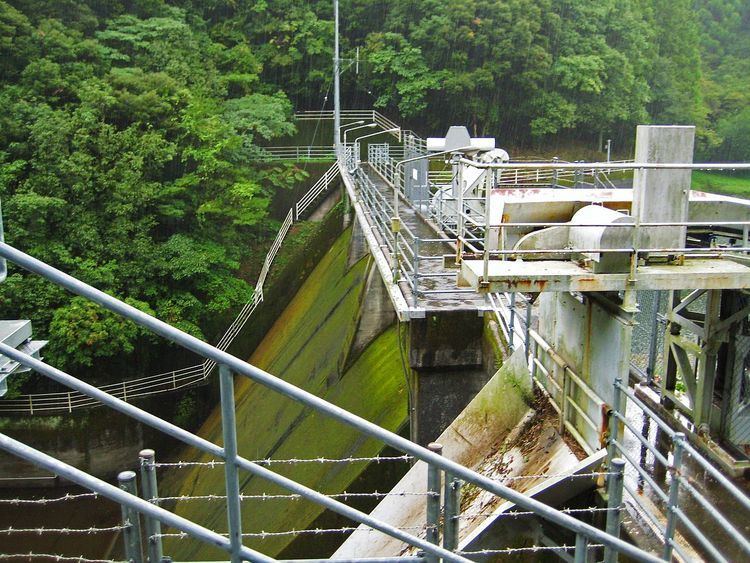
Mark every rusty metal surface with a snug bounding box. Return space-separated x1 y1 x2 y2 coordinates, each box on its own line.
461 258 750 293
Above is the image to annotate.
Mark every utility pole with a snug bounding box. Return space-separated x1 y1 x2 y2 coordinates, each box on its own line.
333 0 341 155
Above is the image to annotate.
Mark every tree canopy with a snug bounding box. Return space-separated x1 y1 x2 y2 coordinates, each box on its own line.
0 0 747 389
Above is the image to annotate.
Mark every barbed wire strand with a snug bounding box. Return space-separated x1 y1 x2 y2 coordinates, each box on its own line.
0 525 126 536
0 493 100 505
459 506 622 520
155 525 426 541
0 554 121 563
459 543 605 556
156 490 437 503
150 454 413 469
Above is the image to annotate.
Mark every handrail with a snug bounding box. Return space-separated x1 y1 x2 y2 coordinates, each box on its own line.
0 162 340 414
0 240 662 562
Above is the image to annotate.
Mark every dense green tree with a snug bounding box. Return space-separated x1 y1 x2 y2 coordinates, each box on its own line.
0 1 302 382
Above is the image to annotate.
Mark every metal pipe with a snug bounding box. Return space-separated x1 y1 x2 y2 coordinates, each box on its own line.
0 343 467 563
672 506 728 563
139 449 164 563
457 157 750 171
0 243 663 563
333 0 340 152
443 475 460 552
611 439 669 502
426 443 443 563
646 292 662 386
662 433 684 560
0 199 5 283
603 458 625 563
574 533 589 563
119 471 144 563
0 434 272 562
615 381 676 438
682 441 750 513
220 365 243 562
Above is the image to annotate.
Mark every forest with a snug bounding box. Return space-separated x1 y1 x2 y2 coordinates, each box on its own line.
0 0 748 393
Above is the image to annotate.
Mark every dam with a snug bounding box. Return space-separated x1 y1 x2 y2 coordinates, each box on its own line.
1 108 750 562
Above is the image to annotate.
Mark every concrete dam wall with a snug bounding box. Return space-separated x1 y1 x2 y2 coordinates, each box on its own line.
163 225 410 559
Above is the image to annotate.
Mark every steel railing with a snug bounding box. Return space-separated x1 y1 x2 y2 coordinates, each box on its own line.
252 146 337 162
608 379 750 562
489 291 605 456
0 238 662 563
488 285 750 562
0 163 340 415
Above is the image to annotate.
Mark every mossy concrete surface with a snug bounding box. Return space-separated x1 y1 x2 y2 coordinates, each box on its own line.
335 347 533 557
164 227 408 559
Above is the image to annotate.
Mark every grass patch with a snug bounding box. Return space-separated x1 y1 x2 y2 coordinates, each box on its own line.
692 171 750 198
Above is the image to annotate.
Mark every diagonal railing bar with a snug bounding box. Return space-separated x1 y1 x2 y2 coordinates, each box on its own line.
0 342 468 563
0 433 272 563
0 240 661 563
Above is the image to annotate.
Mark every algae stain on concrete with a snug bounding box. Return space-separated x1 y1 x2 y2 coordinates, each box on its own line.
164 228 408 559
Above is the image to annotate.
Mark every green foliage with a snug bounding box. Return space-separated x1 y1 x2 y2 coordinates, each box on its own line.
0 1 301 381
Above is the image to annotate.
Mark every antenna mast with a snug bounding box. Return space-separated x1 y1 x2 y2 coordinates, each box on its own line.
333 0 341 155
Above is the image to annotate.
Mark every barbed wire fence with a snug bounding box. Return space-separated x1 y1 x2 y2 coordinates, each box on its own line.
1 445 619 561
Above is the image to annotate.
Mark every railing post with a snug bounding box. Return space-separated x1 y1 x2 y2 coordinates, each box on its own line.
603 458 625 563
608 378 623 463
574 533 589 563
646 291 662 386
118 470 144 563
524 295 532 356
139 449 164 563
413 236 421 297
508 292 516 347
560 367 570 433
426 442 443 562
219 364 243 562
552 157 559 187
482 169 492 285
443 473 461 553
663 432 685 560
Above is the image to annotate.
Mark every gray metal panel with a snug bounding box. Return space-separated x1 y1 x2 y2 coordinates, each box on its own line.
632 126 695 250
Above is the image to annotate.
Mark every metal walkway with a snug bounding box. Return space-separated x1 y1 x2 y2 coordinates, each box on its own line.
354 163 488 314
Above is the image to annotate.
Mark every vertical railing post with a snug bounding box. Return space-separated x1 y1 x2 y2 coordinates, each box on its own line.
603 458 625 563
524 295 532 357
118 471 144 563
646 291 662 386
508 292 516 347
560 367 570 433
139 449 164 563
608 378 623 463
219 364 243 563
574 533 589 563
552 157 559 187
482 170 492 285
663 432 685 560
425 443 443 562
413 236 421 297
443 473 461 553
